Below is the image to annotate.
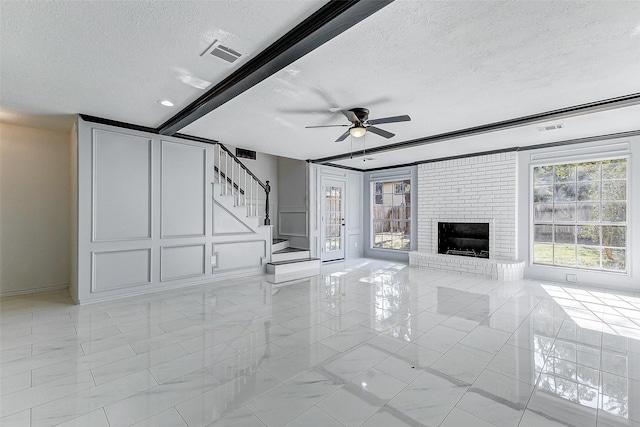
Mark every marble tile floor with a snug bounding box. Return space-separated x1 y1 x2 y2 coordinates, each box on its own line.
1 258 640 426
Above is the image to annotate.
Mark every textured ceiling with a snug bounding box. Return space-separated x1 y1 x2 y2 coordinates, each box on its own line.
0 0 324 127
1 0 639 169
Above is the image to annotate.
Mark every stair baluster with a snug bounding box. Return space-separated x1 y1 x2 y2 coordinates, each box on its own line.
213 143 271 225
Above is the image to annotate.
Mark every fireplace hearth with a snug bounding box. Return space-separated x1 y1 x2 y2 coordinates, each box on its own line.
438 222 489 258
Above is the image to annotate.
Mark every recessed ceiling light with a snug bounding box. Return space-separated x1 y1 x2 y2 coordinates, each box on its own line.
158 99 174 107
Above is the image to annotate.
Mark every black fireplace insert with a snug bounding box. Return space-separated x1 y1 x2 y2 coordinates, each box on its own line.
438 222 489 258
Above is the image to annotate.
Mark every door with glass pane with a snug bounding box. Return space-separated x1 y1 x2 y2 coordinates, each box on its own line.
321 179 346 261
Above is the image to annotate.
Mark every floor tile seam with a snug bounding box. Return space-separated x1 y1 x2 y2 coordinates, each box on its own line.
367 355 419 385
446 407 500 427
0 369 97 418
372 402 429 427
90 358 161 387
0 344 86 379
0 345 34 364
31 324 126 351
157 341 241 375
192 370 285 420
206 355 284 386
239 404 268 427
314 366 411 415
146 325 209 347
384 343 443 374
518 334 562 426
104 372 221 426
251 383 342 427
0 329 82 351
30 346 131 387
307 404 347 427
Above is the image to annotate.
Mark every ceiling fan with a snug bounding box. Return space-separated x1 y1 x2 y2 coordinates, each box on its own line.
305 108 411 142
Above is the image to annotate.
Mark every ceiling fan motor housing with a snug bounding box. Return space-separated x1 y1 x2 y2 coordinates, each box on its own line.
350 107 369 123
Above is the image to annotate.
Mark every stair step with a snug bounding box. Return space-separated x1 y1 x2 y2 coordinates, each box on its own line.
266 258 321 279
272 238 289 252
271 248 310 263
273 247 307 254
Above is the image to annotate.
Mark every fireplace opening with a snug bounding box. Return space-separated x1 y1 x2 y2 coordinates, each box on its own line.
438 222 489 258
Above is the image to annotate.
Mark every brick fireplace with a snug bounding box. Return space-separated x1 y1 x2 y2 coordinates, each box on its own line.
410 152 524 280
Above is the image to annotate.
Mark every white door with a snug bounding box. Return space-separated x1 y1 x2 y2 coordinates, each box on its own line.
321 179 346 261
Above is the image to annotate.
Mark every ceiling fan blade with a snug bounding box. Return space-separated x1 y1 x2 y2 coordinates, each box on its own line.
305 124 350 128
367 126 395 139
335 130 351 142
367 115 411 125
341 109 358 123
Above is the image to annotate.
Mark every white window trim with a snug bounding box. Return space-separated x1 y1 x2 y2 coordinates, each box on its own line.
528 154 630 275
369 176 413 252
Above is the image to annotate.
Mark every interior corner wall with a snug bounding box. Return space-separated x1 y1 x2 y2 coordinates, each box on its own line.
69 120 78 302
363 166 417 263
277 156 309 249
0 122 71 296
517 137 640 291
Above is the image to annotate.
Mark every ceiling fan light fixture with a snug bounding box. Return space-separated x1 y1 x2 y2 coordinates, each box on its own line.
349 126 366 138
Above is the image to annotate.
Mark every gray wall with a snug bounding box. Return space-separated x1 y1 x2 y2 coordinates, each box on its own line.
277 157 309 249
0 122 71 295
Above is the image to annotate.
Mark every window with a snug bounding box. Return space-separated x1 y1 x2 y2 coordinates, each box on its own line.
532 158 627 272
372 179 411 250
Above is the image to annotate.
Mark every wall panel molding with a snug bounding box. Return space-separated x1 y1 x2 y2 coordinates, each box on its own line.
213 240 266 272
91 248 151 292
213 200 255 236
160 140 207 238
91 129 152 242
160 244 206 281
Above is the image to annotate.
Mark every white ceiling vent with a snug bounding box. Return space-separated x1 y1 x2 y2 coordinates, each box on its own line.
537 123 564 132
201 40 242 66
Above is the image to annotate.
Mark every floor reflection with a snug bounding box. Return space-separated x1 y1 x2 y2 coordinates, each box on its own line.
536 283 640 422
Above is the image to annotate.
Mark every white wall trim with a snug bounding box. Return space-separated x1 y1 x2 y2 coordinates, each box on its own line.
0 283 69 298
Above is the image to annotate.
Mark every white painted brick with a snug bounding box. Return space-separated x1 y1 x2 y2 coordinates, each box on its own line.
417 152 518 269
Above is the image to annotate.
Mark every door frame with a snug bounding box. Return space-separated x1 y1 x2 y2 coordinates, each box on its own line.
320 177 346 261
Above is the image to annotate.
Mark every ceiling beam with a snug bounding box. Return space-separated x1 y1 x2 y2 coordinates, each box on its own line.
310 92 640 164
157 0 394 136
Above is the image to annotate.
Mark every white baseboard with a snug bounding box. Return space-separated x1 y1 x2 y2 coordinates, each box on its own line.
75 267 266 305
0 283 69 298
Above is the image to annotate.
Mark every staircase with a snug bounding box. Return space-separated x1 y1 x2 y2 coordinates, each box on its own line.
267 238 320 282
212 144 319 281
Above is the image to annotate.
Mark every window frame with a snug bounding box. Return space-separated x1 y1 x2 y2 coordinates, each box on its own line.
529 155 630 274
370 178 412 252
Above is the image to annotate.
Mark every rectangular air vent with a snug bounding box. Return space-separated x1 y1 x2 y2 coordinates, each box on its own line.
537 123 564 132
236 148 256 160
202 40 242 64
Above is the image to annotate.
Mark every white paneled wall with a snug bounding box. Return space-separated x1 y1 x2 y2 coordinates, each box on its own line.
417 152 518 260
73 118 272 303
